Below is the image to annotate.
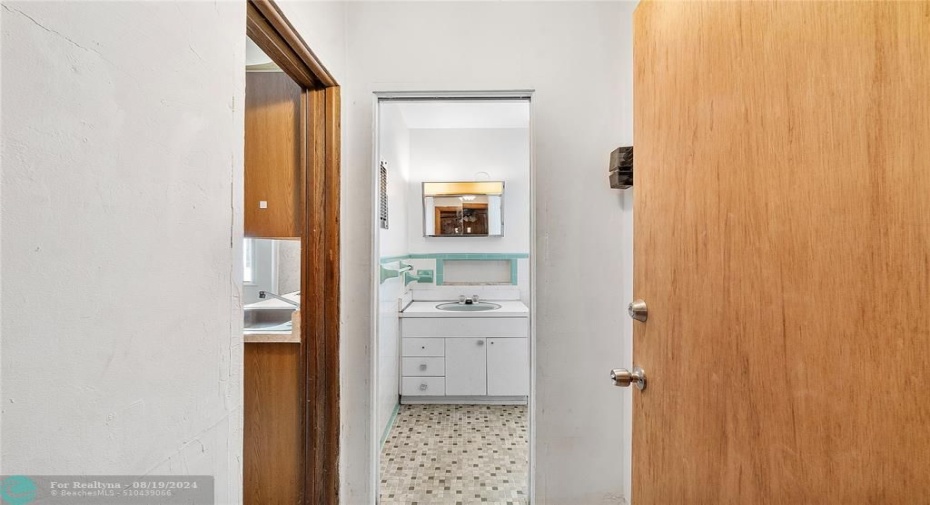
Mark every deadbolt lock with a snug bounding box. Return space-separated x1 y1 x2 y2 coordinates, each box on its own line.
628 299 648 322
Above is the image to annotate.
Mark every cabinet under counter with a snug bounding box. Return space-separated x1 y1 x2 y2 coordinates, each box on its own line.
398 303 530 405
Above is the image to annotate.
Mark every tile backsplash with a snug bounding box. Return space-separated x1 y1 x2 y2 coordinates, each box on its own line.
379 252 530 303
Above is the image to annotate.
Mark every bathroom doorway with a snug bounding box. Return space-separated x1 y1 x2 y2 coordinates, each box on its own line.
371 93 535 504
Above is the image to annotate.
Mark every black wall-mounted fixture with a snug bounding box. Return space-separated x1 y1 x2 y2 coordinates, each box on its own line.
609 146 633 189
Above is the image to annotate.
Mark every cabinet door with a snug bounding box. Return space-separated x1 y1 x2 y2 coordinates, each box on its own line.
444 338 487 396
245 72 302 238
487 338 529 396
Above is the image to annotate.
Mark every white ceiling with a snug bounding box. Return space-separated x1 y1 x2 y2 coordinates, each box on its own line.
389 100 530 129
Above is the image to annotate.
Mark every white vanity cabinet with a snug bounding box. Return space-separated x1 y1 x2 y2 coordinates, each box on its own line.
487 338 530 396
399 309 529 404
445 338 488 396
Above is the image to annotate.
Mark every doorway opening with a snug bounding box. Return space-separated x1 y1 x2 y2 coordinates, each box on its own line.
372 93 536 504
242 1 341 503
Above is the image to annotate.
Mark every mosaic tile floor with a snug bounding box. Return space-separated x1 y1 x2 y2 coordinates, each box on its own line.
379 404 529 505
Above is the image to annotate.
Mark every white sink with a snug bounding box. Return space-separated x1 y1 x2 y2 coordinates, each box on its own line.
435 302 502 312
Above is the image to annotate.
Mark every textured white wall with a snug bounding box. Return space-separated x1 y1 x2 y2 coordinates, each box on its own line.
0 1 246 502
340 2 636 503
407 128 530 254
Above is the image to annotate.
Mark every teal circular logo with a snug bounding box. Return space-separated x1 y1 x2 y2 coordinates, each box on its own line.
0 476 37 505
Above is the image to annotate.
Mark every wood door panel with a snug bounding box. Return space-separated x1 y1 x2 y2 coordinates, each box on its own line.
245 72 302 238
633 2 930 504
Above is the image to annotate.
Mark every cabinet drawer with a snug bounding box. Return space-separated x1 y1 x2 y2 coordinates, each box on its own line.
402 338 445 357
402 377 445 396
402 357 445 377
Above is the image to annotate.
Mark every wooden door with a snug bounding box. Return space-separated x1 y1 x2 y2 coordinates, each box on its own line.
487 338 529 396
445 338 487 396
632 2 930 504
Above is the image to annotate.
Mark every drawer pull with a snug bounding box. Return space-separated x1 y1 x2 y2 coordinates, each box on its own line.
419 363 427 371
419 383 428 391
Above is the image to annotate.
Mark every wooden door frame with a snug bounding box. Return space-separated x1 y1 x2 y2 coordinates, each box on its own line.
247 1 340 503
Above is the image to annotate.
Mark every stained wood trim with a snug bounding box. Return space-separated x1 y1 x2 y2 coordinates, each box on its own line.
246 3 317 87
246 0 337 88
300 85 341 504
322 85 341 502
303 87 327 504
245 1 340 504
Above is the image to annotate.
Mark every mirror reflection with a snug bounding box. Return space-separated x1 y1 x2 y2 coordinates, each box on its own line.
243 238 300 334
423 181 504 237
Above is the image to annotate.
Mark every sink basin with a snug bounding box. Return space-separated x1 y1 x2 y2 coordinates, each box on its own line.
245 321 293 332
244 307 296 333
435 302 502 312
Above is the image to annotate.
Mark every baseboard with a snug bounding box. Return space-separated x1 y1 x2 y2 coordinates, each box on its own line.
401 396 527 405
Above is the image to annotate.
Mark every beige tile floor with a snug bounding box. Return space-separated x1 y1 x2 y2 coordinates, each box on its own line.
379 404 529 505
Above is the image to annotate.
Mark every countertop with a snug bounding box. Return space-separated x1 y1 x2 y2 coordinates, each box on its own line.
400 300 529 318
244 331 299 344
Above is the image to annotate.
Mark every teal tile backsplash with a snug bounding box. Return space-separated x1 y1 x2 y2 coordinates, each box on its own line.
379 253 529 286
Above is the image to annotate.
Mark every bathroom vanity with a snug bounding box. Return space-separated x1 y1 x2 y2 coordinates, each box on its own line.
399 300 529 404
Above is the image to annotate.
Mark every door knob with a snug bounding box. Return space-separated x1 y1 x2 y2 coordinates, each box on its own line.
628 299 648 322
610 366 646 390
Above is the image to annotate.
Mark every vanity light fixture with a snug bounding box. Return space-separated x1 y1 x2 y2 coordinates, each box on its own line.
423 181 504 197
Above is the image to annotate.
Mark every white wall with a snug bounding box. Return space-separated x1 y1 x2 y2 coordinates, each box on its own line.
407 128 530 254
0 2 246 502
375 273 402 445
277 1 347 85
374 103 411 443
378 103 411 258
244 239 278 305
276 240 302 295
341 2 636 504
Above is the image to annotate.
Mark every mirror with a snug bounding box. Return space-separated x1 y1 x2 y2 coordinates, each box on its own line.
423 181 504 237
242 238 301 333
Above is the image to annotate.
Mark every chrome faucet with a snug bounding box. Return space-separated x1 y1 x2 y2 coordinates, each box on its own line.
258 290 300 308
458 295 481 305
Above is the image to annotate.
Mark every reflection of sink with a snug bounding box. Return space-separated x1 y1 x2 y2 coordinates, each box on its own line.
244 307 295 333
435 302 502 312
245 321 293 332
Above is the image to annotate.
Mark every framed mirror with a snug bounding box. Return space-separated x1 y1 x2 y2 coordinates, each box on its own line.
423 181 504 237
